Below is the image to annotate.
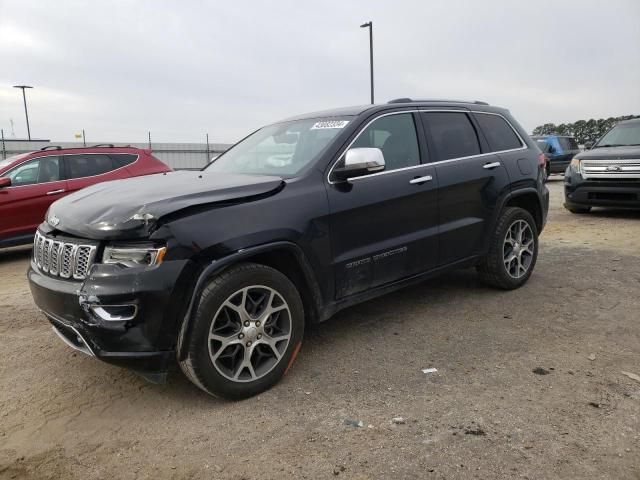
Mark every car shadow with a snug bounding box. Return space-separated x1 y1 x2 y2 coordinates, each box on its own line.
587 208 640 220
0 245 32 262
546 174 565 182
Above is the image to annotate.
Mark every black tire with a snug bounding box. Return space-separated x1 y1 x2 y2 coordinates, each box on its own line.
565 205 591 214
545 163 551 181
179 263 304 400
477 207 539 290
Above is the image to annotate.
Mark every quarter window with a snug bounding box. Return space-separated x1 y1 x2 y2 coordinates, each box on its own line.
110 154 137 168
474 113 523 152
65 154 115 179
421 112 481 161
349 113 421 171
6 156 61 186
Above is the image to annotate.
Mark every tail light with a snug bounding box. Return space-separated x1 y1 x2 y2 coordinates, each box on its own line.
538 153 547 168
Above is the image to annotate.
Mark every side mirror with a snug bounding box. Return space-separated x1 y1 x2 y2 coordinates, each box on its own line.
584 141 594 150
0 177 11 189
332 148 385 182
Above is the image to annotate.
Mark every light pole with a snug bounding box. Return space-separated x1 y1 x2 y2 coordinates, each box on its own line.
13 85 33 140
360 22 374 104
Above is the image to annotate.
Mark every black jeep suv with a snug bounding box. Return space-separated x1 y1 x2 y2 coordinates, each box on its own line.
28 99 549 399
565 117 640 213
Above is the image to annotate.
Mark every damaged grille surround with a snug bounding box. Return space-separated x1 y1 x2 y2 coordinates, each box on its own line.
33 231 98 280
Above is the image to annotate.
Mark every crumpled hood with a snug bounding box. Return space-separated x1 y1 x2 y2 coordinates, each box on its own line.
47 171 284 240
576 145 640 160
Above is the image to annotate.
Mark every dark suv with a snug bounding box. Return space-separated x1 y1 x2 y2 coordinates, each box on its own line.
565 118 640 212
531 135 580 176
28 99 549 399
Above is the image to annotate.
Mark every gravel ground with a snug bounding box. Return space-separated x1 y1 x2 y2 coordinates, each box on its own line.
1 178 639 480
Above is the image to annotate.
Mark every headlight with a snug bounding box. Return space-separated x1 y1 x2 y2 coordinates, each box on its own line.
102 245 166 268
570 157 581 174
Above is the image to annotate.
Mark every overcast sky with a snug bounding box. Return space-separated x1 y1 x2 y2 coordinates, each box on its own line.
1 0 639 143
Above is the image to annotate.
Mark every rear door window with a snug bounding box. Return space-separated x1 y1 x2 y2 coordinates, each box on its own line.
64 154 116 179
558 137 579 151
421 112 481 161
474 113 523 152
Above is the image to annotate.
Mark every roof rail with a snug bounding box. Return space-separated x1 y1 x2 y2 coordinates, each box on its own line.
34 144 139 154
387 98 413 104
387 98 490 106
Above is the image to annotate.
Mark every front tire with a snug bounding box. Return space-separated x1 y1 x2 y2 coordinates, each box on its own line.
477 207 539 290
179 263 304 399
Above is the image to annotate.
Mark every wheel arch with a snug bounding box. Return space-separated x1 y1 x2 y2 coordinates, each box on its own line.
503 189 544 233
481 188 545 255
176 241 323 361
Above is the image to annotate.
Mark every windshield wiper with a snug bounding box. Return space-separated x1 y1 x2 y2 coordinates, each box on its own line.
594 143 626 148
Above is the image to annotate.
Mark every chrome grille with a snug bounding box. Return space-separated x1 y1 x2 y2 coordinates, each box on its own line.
74 246 93 279
60 244 75 278
41 239 51 272
581 159 640 180
49 241 63 276
33 231 97 280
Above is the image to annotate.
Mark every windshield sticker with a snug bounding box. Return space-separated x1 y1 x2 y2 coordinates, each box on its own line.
311 120 349 130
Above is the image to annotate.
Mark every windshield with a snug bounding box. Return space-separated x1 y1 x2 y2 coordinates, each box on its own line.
0 153 29 172
205 117 352 176
595 122 640 147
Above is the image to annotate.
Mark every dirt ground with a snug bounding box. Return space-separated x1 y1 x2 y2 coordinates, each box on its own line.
1 178 639 480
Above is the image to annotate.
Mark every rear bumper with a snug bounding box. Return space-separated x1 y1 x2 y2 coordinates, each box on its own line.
564 173 640 209
549 159 571 174
28 257 193 376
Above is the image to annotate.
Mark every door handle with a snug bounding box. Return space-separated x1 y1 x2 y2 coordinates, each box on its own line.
409 175 433 184
46 189 66 195
483 162 501 170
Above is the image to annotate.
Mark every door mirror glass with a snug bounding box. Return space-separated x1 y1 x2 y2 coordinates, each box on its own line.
333 148 385 181
0 177 11 188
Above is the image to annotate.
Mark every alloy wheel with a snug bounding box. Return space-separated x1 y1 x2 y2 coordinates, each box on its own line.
208 286 291 382
503 219 535 279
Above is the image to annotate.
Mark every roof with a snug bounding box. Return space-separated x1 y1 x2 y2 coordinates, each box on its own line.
276 99 506 123
619 117 640 124
24 145 149 156
278 105 375 122
531 135 575 139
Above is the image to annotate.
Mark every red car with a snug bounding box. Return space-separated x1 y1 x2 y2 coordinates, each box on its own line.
0 146 171 247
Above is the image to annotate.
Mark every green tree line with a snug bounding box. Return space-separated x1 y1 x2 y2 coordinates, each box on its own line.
532 115 639 145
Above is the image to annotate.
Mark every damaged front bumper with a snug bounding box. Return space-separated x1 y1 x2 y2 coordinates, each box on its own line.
28 256 192 382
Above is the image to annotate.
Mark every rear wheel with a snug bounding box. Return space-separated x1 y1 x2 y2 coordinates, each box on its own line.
179 263 304 399
477 207 539 290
